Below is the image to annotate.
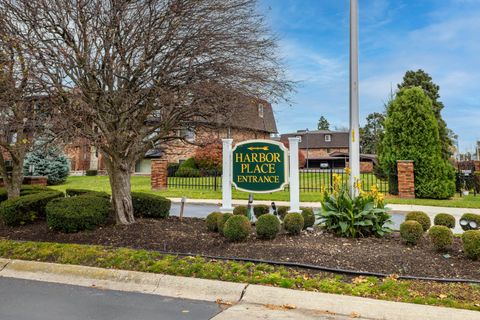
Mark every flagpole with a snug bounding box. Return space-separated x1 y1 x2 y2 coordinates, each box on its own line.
349 0 361 197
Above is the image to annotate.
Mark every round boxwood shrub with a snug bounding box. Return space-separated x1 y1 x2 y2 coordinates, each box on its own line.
206 211 223 232
0 190 64 226
217 213 233 234
46 196 111 233
405 211 431 232
233 205 248 216
400 220 424 245
460 213 480 231
253 205 270 218
66 188 110 199
276 206 289 220
433 213 456 229
428 225 453 252
283 212 304 235
301 207 315 229
223 215 251 242
462 230 480 260
131 192 171 218
256 214 280 240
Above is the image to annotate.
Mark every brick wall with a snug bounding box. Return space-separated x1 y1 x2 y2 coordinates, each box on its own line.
397 160 415 198
0 176 48 187
151 159 168 190
304 148 349 158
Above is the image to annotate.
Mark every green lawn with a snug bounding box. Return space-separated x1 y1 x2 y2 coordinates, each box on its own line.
50 176 480 208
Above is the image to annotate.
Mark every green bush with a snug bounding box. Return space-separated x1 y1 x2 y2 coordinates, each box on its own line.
85 170 98 176
428 225 453 252
0 189 7 203
276 206 289 220
256 214 280 240
283 212 304 235
433 213 456 229
223 215 251 242
460 213 480 231
301 207 315 229
174 167 201 177
233 205 248 216
179 157 197 169
217 213 233 234
66 188 110 199
0 191 64 226
206 212 223 232
405 211 431 232
20 185 54 195
46 196 111 233
253 205 270 218
131 192 171 218
400 220 424 245
23 148 70 185
462 230 480 260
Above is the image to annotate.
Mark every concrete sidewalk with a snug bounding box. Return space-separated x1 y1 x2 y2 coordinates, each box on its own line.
168 197 480 218
0 258 478 320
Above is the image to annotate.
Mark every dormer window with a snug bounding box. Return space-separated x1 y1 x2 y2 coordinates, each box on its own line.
178 128 196 142
258 104 264 118
325 134 331 142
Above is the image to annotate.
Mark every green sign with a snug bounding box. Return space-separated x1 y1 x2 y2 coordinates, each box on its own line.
232 140 288 193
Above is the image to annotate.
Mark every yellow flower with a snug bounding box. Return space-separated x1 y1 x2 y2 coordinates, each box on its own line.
345 167 351 175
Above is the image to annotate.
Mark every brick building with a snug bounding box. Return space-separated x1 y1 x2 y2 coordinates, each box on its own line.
65 101 278 175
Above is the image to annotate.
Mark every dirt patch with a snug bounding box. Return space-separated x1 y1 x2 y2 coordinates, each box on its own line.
0 217 478 280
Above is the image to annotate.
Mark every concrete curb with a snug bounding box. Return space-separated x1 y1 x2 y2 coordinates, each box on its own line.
0 259 478 319
0 259 245 303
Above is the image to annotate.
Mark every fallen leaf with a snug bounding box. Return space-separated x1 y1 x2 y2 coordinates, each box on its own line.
350 311 361 318
438 294 448 299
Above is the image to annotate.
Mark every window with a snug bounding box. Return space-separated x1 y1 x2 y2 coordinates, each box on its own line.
325 134 332 142
258 104 264 118
178 128 196 142
8 132 17 145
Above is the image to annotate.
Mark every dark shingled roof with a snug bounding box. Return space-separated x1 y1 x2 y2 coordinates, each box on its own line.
212 101 277 133
280 130 349 149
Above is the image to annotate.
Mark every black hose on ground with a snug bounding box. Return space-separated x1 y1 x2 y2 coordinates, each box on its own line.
155 250 480 285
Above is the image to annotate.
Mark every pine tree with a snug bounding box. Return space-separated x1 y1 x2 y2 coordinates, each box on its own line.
317 116 330 130
23 148 70 185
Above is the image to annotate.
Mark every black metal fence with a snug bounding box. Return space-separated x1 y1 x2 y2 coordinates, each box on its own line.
167 167 389 194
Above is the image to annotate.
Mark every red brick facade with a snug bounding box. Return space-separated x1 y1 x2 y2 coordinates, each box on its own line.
151 159 168 190
0 176 48 187
397 160 415 199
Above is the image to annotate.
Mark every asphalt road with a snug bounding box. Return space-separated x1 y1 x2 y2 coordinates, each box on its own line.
0 277 222 320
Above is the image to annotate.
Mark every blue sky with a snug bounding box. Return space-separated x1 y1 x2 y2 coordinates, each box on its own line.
258 0 480 152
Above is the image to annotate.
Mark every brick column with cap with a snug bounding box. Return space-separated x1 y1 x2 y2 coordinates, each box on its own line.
151 159 168 190
397 160 415 199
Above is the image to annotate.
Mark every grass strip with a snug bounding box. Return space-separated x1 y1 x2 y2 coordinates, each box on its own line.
0 239 479 311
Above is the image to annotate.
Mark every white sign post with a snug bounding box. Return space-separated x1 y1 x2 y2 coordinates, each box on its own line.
220 139 234 213
288 137 301 213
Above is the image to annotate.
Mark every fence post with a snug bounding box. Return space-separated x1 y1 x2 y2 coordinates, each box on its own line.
397 160 415 199
214 169 218 191
151 159 168 190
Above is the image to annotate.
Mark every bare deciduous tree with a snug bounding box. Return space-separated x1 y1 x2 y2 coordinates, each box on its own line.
2 0 292 224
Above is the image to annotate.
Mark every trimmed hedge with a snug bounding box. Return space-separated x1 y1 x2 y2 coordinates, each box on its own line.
223 215 251 242
0 189 7 203
283 212 304 235
206 212 223 232
0 191 64 226
66 188 110 199
46 196 111 233
256 214 280 240
233 205 248 216
434 213 456 229
462 230 480 260
405 211 431 232
460 213 480 231
428 225 453 252
85 170 98 176
301 207 315 229
131 192 171 218
400 220 424 245
253 205 270 218
276 206 289 220
1 185 54 203
217 213 233 234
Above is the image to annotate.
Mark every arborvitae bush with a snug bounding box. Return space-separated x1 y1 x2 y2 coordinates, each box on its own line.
223 215 251 242
206 212 223 232
233 205 248 216
217 213 233 234
253 205 270 218
462 230 480 260
428 225 453 252
301 207 315 229
283 212 304 235
400 220 424 245
256 214 280 240
405 211 431 232
433 213 456 229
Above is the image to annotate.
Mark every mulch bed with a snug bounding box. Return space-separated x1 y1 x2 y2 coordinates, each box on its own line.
1 217 479 280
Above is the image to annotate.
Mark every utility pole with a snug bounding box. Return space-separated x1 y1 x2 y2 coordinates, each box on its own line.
349 0 361 197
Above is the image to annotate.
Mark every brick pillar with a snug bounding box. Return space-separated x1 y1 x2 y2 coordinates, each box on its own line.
397 160 415 199
151 159 168 190
474 161 480 172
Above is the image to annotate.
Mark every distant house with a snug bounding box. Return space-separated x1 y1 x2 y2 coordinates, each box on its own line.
280 130 376 172
65 101 278 175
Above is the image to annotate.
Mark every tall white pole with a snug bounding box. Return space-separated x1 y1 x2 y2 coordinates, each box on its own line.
349 0 361 198
220 139 234 212
288 137 301 213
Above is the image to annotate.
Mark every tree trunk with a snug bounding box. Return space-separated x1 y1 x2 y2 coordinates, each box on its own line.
106 158 135 225
1 157 24 199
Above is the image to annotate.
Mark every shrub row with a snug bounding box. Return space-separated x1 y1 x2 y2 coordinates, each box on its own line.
66 188 110 199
